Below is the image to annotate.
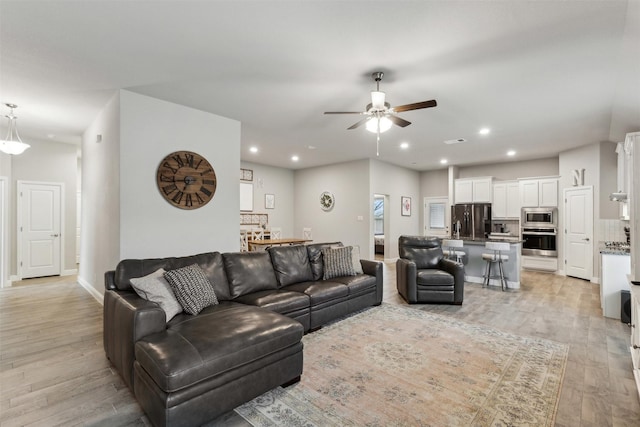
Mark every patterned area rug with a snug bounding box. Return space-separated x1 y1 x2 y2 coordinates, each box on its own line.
236 304 568 426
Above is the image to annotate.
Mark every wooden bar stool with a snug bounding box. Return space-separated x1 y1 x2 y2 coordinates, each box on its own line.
482 241 510 291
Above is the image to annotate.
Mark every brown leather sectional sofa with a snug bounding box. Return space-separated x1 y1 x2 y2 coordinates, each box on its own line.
103 242 382 426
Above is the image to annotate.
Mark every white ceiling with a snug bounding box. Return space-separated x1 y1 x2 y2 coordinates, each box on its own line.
1 1 638 170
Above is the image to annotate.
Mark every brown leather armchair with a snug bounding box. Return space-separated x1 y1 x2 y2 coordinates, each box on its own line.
396 235 464 304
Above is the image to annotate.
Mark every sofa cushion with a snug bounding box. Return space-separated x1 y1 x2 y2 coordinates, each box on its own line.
416 269 455 286
136 302 303 393
330 274 377 296
223 252 279 298
322 246 357 280
234 290 310 314
268 245 313 287
306 242 342 281
283 281 348 305
114 252 232 301
130 268 182 322
164 264 219 315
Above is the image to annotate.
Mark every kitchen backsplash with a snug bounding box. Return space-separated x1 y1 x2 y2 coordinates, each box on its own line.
597 219 629 242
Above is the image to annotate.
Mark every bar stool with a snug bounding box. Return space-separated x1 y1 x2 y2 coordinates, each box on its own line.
442 239 465 264
482 241 510 291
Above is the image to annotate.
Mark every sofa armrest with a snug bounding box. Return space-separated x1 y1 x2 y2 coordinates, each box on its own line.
103 289 166 391
396 258 417 303
361 259 383 304
438 258 465 304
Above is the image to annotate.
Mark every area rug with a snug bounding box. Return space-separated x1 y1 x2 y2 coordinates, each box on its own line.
235 304 568 426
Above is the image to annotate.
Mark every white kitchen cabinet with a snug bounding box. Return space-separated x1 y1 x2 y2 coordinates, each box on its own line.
454 177 492 204
522 255 557 271
629 284 640 400
493 181 520 219
519 178 558 207
600 253 630 319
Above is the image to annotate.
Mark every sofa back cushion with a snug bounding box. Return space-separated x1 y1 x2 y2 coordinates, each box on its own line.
268 245 314 287
306 242 343 281
114 252 232 301
398 235 443 269
222 252 279 298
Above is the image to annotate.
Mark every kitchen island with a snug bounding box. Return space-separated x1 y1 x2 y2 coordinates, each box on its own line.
452 239 522 289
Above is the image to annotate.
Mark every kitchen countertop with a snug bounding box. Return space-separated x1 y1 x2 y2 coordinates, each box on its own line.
446 237 522 245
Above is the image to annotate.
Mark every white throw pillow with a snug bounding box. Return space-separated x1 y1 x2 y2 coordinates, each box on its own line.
351 245 364 274
130 268 182 322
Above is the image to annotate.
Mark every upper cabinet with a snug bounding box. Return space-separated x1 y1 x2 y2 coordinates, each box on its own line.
454 177 492 204
493 181 520 219
519 177 558 207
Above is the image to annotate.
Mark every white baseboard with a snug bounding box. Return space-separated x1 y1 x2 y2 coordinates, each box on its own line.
591 276 600 284
466 275 520 290
62 268 78 276
77 276 103 305
10 274 18 282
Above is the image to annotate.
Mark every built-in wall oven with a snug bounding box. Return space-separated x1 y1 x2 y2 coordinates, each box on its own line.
521 207 558 257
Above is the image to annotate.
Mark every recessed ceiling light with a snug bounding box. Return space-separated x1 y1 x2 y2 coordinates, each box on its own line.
400 142 409 149
291 155 299 162
249 146 258 153
507 150 516 156
440 159 448 164
307 145 316 150
479 128 490 135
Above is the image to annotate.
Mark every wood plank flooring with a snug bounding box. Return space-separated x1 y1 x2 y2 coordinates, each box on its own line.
1 264 639 426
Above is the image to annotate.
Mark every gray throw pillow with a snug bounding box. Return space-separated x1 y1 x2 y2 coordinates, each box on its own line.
130 268 182 322
322 246 357 280
164 264 219 315
351 245 364 275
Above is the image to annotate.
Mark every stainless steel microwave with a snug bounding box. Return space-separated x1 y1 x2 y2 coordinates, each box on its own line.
522 207 557 227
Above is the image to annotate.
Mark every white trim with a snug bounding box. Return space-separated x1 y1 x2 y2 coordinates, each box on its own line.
0 176 7 288
383 256 399 263
62 268 78 276
77 276 103 305
17 180 65 280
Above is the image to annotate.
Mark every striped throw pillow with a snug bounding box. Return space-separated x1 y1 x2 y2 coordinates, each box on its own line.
322 246 357 280
164 264 218 315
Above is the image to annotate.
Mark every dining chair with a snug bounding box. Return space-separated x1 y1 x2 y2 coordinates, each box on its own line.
239 230 249 252
302 227 312 240
270 227 282 240
250 228 264 241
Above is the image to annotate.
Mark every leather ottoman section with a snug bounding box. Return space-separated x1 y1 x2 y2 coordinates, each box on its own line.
331 274 377 297
135 303 303 393
282 281 348 305
134 345 303 427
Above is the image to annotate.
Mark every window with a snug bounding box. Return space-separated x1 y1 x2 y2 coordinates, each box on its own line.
429 202 446 229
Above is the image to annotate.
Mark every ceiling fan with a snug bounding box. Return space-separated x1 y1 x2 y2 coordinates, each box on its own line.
324 72 437 155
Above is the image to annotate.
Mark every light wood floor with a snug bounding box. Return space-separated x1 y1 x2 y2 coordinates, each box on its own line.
1 264 639 426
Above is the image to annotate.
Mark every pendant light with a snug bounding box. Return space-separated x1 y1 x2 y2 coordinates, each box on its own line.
0 104 30 155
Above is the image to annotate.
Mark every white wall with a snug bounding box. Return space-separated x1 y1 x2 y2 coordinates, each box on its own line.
458 157 559 180
294 159 371 257
371 160 421 259
80 92 121 293
10 138 78 276
599 142 619 220
241 161 294 236
119 90 240 259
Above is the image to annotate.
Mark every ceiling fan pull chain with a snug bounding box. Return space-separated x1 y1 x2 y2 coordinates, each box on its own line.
376 131 380 156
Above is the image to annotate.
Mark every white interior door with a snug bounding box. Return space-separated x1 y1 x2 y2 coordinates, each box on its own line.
424 197 449 237
564 186 593 280
19 182 62 279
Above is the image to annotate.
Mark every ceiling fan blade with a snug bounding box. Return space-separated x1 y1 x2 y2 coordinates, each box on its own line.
324 111 365 115
388 115 411 128
392 100 437 113
347 117 371 130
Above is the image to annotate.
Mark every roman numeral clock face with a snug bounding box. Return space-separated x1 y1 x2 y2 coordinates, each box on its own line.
156 151 217 210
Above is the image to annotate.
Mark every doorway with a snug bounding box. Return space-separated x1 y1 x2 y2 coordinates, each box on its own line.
17 181 64 279
373 194 389 260
564 186 594 280
424 197 449 237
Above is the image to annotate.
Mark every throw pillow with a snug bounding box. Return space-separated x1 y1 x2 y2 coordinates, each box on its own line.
322 246 357 280
130 268 182 322
164 264 219 315
351 245 364 275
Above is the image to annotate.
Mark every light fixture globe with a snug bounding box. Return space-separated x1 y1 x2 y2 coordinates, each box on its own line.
366 116 392 133
0 104 30 155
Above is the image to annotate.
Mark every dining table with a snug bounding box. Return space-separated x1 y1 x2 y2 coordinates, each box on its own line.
248 238 312 251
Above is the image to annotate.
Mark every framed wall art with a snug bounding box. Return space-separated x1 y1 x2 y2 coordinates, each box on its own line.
265 193 275 209
401 196 411 216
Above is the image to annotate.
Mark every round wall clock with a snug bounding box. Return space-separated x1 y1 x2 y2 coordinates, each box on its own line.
156 150 217 210
320 191 335 211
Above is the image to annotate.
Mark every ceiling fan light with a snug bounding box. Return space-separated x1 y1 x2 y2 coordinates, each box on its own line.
365 116 392 133
370 91 386 110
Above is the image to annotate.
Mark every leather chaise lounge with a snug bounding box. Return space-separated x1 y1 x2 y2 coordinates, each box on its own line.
103 242 382 426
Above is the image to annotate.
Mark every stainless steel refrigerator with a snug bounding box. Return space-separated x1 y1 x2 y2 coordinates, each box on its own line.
451 203 492 240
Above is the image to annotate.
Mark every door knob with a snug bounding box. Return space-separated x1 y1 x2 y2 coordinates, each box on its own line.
583 237 590 241
50 234 59 237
